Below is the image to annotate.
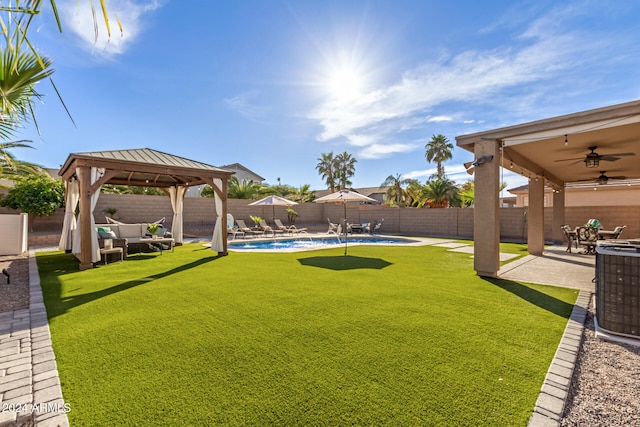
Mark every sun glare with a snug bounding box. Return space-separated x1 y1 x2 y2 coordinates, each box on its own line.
327 66 363 101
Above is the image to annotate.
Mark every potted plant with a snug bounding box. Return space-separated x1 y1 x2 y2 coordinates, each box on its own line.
106 207 119 220
148 223 159 237
250 215 262 228
287 207 298 225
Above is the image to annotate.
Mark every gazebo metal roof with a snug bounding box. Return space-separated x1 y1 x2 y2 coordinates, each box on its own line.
59 148 233 187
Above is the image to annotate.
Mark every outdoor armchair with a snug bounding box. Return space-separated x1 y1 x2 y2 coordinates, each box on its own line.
576 226 598 254
561 225 577 253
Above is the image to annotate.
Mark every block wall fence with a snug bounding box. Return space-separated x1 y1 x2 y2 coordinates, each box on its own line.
0 192 638 246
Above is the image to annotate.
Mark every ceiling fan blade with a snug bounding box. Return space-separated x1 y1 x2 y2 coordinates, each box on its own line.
598 156 620 162
603 152 635 157
607 176 627 180
554 157 583 162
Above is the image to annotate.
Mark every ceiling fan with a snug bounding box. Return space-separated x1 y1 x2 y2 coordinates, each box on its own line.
556 146 635 168
575 171 627 185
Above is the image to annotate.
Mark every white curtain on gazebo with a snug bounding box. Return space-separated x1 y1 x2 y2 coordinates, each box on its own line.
211 178 224 252
58 178 79 251
72 167 104 262
169 185 186 244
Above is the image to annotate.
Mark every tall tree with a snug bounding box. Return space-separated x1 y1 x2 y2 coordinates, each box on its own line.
316 152 337 191
380 174 411 207
425 134 454 179
334 151 357 189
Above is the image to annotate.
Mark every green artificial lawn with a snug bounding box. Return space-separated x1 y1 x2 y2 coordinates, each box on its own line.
36 242 578 426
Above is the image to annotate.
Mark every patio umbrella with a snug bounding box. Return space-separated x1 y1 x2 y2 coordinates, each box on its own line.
248 195 298 221
315 189 376 255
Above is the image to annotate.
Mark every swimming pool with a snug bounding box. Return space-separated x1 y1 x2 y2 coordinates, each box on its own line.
228 235 419 251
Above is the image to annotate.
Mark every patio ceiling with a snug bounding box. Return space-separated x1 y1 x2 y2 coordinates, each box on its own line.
456 100 640 190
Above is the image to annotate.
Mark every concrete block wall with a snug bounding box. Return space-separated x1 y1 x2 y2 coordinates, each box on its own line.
4 192 638 246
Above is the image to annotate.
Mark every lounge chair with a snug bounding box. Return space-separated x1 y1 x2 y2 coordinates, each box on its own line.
327 218 339 234
259 219 281 237
236 219 263 237
228 225 245 240
367 218 384 234
274 219 308 235
328 224 342 236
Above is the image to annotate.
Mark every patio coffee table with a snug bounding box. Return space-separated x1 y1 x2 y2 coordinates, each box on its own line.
139 237 175 254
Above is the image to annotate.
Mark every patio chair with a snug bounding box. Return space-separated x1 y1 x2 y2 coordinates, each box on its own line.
561 225 577 253
576 226 598 254
236 219 263 237
612 225 626 239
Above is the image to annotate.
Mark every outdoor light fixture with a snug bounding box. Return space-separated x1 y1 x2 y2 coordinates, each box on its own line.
463 155 494 175
584 152 600 168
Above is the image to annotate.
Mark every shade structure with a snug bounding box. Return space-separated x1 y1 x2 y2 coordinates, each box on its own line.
315 190 376 255
248 195 298 220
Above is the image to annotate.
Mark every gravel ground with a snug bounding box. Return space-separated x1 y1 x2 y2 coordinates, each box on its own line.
561 300 640 426
0 254 30 313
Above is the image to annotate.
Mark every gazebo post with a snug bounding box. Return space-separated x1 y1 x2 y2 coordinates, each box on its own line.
221 179 228 256
77 166 94 270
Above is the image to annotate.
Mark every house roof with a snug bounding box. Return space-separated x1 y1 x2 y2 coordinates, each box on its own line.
59 148 233 187
218 163 265 181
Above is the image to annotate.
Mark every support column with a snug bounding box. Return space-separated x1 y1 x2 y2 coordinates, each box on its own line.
528 177 545 255
221 179 228 256
473 140 500 277
77 166 93 270
552 189 566 244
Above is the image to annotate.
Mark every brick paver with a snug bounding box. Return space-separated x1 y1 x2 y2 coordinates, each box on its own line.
0 251 69 426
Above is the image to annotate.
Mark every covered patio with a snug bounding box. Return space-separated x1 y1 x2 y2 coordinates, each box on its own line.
456 99 640 277
58 148 234 270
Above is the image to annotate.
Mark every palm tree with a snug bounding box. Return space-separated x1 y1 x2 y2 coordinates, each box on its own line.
316 152 337 191
380 174 411 207
459 180 474 207
334 151 357 189
0 142 48 186
227 176 261 199
425 134 454 179
423 176 460 208
405 179 427 208
291 184 315 203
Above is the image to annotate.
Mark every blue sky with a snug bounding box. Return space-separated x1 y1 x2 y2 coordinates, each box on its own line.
14 0 640 192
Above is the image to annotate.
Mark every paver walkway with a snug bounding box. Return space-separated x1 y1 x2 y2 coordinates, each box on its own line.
0 251 68 427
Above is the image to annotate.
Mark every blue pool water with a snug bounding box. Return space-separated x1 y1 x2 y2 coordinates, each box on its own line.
229 236 416 251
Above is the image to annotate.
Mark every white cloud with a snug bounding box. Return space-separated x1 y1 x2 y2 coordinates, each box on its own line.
224 91 271 119
358 142 417 159
426 115 453 122
60 0 163 56
308 8 604 159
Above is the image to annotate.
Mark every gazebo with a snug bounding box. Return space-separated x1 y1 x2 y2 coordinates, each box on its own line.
58 148 234 270
456 100 640 277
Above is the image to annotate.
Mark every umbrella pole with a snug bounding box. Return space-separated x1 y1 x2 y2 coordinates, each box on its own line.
343 202 347 256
